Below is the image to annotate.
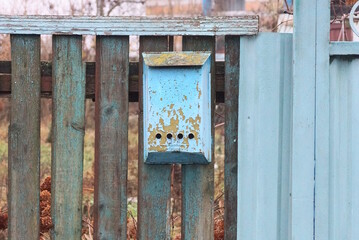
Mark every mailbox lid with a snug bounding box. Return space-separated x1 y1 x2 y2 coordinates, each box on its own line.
143 51 211 67
143 51 212 164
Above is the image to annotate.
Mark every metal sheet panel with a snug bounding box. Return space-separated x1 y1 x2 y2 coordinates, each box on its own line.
238 33 292 240
325 57 359 240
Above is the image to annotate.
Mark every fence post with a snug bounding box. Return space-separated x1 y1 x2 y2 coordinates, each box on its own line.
224 35 240 240
291 0 330 238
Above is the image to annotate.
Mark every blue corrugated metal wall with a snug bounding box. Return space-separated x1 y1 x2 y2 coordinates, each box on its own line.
237 2 359 238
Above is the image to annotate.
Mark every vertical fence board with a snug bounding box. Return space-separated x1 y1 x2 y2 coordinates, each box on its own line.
51 35 85 239
181 36 215 240
94 36 129 239
292 1 316 238
8 35 41 240
237 33 292 240
224 35 239 240
138 36 172 240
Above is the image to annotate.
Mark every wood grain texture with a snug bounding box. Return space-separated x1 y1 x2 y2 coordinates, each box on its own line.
224 35 239 240
51 35 85 239
8 35 41 240
181 36 215 240
137 36 172 240
94 36 129 239
0 61 226 102
0 15 258 36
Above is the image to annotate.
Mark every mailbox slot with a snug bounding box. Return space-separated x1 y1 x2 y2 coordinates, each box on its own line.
143 51 212 164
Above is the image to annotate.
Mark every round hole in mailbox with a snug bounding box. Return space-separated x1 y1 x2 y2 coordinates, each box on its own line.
167 133 173 139
177 133 184 139
188 133 195 139
156 133 162 139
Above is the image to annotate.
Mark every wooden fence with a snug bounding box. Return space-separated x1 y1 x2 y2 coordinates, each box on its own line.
0 16 258 239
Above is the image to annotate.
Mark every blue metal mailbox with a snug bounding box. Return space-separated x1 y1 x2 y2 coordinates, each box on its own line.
142 51 212 164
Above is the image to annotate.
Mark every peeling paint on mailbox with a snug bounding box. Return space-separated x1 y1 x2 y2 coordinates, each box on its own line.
143 51 212 164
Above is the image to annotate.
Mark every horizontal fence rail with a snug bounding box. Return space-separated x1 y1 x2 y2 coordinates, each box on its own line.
0 16 258 36
0 61 227 102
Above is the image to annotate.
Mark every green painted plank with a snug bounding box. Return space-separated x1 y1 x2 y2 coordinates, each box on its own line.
8 35 41 240
224 35 239 240
51 35 85 239
181 36 215 240
137 36 172 240
94 36 129 239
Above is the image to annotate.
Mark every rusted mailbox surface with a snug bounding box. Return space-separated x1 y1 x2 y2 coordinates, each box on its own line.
143 51 212 164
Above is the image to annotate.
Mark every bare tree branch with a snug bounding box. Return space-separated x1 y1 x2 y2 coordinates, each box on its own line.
107 0 145 16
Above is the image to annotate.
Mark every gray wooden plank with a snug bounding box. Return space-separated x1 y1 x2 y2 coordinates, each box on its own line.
224 35 240 240
51 35 86 239
137 36 172 240
8 34 41 240
93 36 129 239
0 16 259 36
181 36 215 240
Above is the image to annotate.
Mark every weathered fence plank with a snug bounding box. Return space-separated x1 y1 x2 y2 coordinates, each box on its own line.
292 1 316 238
224 35 240 240
0 16 258 36
137 36 172 240
238 33 292 240
51 35 85 239
94 36 129 239
181 36 215 240
0 61 226 102
8 35 41 240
